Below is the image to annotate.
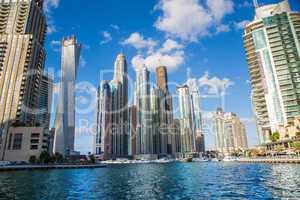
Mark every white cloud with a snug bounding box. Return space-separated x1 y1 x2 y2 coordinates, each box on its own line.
216 24 230 33
198 71 234 97
44 0 60 34
50 40 60 52
100 31 112 45
235 20 250 30
238 1 253 8
110 24 120 31
159 39 184 53
206 0 234 22
154 0 234 42
80 56 87 68
123 34 185 72
155 0 213 41
44 0 60 11
132 50 184 72
122 32 157 52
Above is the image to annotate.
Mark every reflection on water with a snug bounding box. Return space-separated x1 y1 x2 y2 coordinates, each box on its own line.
0 163 299 200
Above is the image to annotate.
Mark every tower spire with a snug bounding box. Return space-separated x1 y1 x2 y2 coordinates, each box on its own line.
253 0 259 8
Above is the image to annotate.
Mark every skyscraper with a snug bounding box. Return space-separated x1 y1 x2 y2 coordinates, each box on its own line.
95 81 112 159
95 53 129 159
155 66 174 155
37 73 53 152
244 0 300 144
190 87 205 153
213 108 248 155
0 0 47 160
37 73 53 131
110 53 128 158
136 66 153 156
53 37 81 156
177 85 196 154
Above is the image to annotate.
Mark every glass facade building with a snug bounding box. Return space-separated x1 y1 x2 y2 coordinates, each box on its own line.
244 0 300 144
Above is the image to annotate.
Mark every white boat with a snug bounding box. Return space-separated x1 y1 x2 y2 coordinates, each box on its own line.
222 156 238 162
193 158 209 162
210 158 219 162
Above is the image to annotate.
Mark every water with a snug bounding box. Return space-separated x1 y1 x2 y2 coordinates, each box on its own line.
0 162 299 199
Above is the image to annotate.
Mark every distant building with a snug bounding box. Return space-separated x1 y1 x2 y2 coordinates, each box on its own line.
136 66 153 157
95 81 112 160
177 85 196 154
110 53 129 158
53 37 81 156
0 0 47 161
95 54 129 159
213 108 248 155
37 73 53 152
244 0 300 144
155 66 174 155
129 105 137 156
4 127 45 162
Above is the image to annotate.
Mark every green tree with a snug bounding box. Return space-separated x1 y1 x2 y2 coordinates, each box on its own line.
271 132 280 142
39 151 51 164
89 154 96 164
29 156 37 164
52 152 64 163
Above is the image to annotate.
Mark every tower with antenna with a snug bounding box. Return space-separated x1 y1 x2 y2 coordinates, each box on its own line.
253 0 259 8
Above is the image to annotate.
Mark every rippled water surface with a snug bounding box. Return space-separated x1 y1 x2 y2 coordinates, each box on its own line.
0 162 299 199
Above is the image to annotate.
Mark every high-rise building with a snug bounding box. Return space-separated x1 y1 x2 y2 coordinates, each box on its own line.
177 85 196 154
37 74 53 130
155 66 174 155
156 66 169 93
136 66 153 156
37 73 53 152
110 53 128 158
0 0 47 160
213 108 248 155
95 81 112 159
244 0 300 144
53 37 81 156
189 83 205 153
95 53 129 159
128 105 137 156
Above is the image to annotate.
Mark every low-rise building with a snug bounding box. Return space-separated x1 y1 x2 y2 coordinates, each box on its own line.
4 127 46 162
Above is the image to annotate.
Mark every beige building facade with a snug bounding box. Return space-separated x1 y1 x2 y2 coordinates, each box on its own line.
4 127 45 162
0 0 47 160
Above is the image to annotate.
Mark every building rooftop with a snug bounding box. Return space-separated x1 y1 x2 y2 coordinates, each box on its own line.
255 0 291 20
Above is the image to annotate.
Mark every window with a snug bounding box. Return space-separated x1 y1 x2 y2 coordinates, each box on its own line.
30 145 38 150
12 133 23 150
31 133 40 138
31 139 39 144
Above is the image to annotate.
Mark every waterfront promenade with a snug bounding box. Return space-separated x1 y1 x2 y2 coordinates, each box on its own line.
0 164 106 172
239 157 300 164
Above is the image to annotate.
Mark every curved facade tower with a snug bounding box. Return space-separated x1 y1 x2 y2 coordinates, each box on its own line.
244 0 300 144
53 37 81 156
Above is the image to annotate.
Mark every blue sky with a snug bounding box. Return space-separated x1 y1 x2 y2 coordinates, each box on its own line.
44 0 300 154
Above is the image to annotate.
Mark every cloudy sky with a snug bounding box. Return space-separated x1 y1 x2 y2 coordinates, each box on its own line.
44 0 300 153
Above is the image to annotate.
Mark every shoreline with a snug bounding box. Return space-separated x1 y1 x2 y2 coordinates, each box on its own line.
0 164 107 172
238 158 300 164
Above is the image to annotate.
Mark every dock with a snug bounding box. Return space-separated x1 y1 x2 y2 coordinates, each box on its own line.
0 164 106 172
238 158 300 164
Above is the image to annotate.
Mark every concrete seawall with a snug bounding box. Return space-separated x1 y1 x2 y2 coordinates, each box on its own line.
0 164 106 172
239 158 300 164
